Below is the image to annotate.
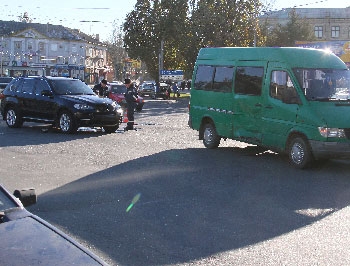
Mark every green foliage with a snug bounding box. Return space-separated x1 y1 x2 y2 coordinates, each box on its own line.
265 9 315 47
122 0 266 81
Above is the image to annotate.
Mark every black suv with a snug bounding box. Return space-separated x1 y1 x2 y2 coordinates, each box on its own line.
0 76 123 133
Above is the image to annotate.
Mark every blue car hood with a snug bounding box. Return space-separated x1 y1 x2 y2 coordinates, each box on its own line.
0 216 106 265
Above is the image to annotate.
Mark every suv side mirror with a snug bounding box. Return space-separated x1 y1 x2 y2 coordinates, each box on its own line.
41 90 53 97
13 188 37 207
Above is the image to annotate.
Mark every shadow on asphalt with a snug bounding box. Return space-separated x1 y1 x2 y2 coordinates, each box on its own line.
29 146 350 266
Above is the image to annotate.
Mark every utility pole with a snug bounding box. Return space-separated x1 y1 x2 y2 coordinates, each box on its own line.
159 40 164 82
0 37 3 77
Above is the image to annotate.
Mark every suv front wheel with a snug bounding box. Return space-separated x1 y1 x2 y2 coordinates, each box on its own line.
5 107 23 128
58 111 77 133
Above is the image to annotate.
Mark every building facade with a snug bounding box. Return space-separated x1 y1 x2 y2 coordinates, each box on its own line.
260 7 350 66
0 20 110 83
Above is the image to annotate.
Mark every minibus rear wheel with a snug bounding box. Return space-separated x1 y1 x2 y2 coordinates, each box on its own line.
203 123 221 149
287 136 313 169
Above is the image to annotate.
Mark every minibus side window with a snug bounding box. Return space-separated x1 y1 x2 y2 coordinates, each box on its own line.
234 67 263 96
270 71 300 104
194 65 215 90
212 67 234 92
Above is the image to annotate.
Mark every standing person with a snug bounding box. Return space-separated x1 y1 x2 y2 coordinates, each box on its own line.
93 79 108 97
172 82 179 100
181 80 186 91
124 78 138 131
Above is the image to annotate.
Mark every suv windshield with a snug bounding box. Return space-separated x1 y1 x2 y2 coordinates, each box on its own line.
293 68 350 101
49 79 95 95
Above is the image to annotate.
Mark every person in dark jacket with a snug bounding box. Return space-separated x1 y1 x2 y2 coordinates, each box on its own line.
124 78 138 131
93 79 108 97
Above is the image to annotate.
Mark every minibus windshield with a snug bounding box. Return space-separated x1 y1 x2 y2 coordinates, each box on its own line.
293 68 350 101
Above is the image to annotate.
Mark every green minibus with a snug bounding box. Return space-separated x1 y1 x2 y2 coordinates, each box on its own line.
188 47 350 168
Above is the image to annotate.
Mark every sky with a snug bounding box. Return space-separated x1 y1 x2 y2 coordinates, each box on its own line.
0 0 349 42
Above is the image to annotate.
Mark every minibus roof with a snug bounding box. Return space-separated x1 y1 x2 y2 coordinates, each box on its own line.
196 47 347 69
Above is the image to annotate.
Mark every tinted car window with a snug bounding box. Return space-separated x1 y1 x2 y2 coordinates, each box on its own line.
21 78 35 94
194 65 215 90
234 66 264 96
212 66 234 92
49 79 94 95
34 79 51 95
8 79 22 93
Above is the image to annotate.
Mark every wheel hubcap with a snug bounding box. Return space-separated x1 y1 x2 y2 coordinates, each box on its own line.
204 127 213 143
6 110 16 126
291 143 304 164
60 114 71 132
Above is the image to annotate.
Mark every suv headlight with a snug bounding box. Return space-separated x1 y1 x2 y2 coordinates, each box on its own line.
318 127 346 138
74 103 93 110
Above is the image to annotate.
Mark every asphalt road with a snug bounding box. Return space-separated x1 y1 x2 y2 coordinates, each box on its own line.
1 97 350 266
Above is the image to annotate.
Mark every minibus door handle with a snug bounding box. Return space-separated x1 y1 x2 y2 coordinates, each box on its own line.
255 103 263 107
265 105 273 109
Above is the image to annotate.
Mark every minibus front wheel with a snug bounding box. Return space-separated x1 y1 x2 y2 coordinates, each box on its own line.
203 123 221 149
287 136 313 169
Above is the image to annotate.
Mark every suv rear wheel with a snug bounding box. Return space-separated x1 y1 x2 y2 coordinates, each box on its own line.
5 107 23 128
59 111 77 133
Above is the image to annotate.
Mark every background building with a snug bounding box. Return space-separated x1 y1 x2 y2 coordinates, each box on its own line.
0 20 109 83
261 7 350 66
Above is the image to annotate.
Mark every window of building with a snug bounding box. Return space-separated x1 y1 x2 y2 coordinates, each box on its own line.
234 67 264 96
51 43 58 51
14 41 22 51
331 26 340 38
39 42 45 52
314 26 323 38
72 44 77 53
27 41 33 50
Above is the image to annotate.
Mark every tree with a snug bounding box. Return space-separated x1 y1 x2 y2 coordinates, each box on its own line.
124 0 189 81
123 0 266 81
106 20 128 81
264 9 314 47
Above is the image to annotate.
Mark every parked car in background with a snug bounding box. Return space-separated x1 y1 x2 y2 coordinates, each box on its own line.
107 82 144 111
0 184 108 265
0 76 123 133
0 77 14 93
152 82 171 99
138 82 155 97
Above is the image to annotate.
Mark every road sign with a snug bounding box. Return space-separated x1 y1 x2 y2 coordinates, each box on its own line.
160 70 183 81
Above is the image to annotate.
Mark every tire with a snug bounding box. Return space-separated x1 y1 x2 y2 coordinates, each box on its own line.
58 111 77 134
5 107 23 128
203 123 221 149
287 136 313 169
103 124 119 133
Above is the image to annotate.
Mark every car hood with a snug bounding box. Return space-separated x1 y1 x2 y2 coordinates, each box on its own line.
0 216 106 265
59 94 115 105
